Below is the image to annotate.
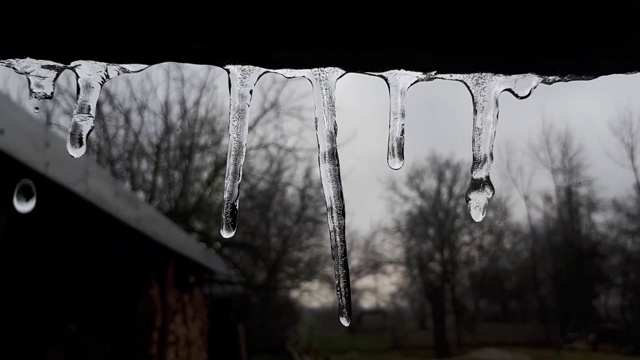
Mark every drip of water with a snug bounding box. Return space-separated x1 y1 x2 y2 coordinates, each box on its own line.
13 178 36 214
371 70 435 170
306 67 352 327
220 65 266 238
33 106 39 113
436 73 542 221
340 315 350 327
67 61 148 158
0 58 67 100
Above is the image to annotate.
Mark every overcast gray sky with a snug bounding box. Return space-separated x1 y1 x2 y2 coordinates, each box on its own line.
333 72 640 232
269 71 640 307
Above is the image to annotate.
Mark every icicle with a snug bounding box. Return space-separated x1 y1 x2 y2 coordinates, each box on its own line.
306 67 352 327
371 70 435 170
271 67 353 325
67 61 148 158
436 73 542 222
220 65 266 238
0 58 67 100
13 178 36 214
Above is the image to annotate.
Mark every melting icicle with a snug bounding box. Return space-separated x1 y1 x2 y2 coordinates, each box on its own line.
371 70 435 170
67 61 148 158
220 65 266 238
306 67 352 326
436 73 542 222
0 58 67 100
13 178 36 214
272 66 355 323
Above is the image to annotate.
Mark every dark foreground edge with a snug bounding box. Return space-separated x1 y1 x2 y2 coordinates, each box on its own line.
1 9 640 77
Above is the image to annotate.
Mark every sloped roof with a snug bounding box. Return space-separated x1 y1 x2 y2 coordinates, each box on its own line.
0 93 231 277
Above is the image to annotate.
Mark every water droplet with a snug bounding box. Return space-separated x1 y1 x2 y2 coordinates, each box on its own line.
67 114 93 158
220 202 238 239
340 315 351 327
388 157 404 171
13 179 36 214
33 106 39 113
466 177 494 222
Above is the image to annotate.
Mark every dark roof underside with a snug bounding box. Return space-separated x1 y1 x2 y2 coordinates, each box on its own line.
2 7 639 77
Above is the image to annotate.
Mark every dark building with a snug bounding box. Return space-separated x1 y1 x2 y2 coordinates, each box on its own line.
0 94 245 360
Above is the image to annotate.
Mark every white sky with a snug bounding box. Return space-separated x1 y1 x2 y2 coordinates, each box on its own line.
334 73 640 233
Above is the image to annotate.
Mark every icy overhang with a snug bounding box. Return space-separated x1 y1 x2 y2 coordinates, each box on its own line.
2 9 638 326
0 11 637 76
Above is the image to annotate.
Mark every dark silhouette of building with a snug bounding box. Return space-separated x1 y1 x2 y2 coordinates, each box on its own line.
0 94 245 359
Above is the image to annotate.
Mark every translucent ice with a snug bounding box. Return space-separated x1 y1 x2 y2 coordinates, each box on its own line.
0 58 67 100
307 67 352 326
67 61 148 158
370 70 435 170
220 65 266 238
435 73 542 221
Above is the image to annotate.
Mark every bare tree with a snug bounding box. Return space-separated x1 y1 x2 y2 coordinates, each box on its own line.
463 194 519 326
607 108 640 349
530 120 605 339
504 141 552 342
36 63 327 356
387 153 469 358
609 106 640 193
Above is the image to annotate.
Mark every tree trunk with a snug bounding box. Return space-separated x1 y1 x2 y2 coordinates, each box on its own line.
469 294 481 334
500 297 510 321
526 209 551 343
450 286 463 346
413 299 428 330
430 290 451 358
417 305 428 331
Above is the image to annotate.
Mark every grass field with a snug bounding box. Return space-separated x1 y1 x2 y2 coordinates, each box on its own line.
297 330 640 360
325 346 640 360
286 315 640 360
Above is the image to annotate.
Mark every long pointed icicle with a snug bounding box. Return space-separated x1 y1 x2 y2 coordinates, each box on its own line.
372 70 434 170
436 73 541 222
0 58 67 100
307 68 352 327
67 61 148 158
220 65 266 238
271 67 354 326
